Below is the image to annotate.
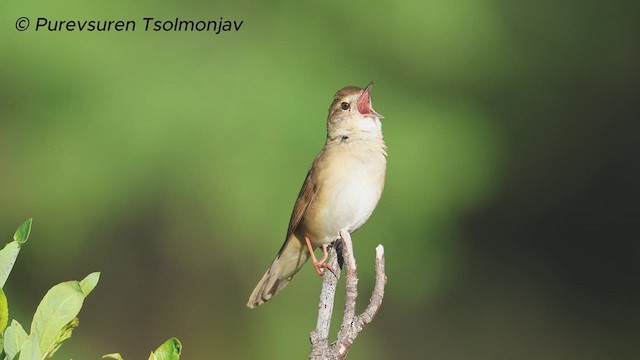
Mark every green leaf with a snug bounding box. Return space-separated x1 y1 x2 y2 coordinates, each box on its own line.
13 219 32 245
79 272 100 296
149 338 181 360
42 318 78 359
30 281 85 355
17 333 42 360
102 354 125 360
4 320 29 360
0 288 8 333
0 219 32 289
0 242 21 289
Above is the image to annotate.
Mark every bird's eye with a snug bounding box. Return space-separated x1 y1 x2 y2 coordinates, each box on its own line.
341 102 350 110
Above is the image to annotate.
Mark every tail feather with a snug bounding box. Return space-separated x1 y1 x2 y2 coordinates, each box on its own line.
247 234 310 308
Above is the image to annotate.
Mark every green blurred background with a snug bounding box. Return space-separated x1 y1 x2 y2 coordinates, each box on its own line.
1 0 638 359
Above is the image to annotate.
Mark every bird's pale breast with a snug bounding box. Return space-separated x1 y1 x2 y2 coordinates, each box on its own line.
301 140 386 246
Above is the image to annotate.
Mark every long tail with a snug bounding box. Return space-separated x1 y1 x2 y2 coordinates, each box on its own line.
247 234 310 308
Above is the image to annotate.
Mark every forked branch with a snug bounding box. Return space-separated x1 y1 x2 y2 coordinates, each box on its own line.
309 231 387 360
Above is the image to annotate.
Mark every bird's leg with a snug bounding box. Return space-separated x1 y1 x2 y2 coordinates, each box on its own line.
318 243 330 263
319 243 336 276
305 235 334 276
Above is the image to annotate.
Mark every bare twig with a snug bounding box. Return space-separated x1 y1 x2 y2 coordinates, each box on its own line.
309 231 387 360
310 247 341 350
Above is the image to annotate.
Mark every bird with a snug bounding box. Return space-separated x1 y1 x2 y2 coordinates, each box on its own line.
247 82 387 308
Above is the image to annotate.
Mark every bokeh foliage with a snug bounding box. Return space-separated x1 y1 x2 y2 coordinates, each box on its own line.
1 0 637 359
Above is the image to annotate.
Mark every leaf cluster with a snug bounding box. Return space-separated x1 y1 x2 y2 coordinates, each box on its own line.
0 220 180 360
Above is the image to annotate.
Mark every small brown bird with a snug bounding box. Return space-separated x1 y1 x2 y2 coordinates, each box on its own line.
247 83 386 308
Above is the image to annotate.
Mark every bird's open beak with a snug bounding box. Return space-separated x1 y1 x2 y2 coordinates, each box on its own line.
356 82 384 118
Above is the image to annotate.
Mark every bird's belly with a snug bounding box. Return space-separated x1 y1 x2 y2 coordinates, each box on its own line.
305 165 384 246
328 180 380 232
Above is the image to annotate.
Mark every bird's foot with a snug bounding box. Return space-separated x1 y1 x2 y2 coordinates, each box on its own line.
305 236 335 276
315 243 336 276
313 260 335 276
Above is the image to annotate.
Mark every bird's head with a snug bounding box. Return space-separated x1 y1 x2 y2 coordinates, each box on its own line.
327 82 383 140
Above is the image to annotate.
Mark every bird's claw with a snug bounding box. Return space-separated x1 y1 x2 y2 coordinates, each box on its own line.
313 261 336 277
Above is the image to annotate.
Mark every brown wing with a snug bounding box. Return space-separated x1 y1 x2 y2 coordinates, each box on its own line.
285 150 324 239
